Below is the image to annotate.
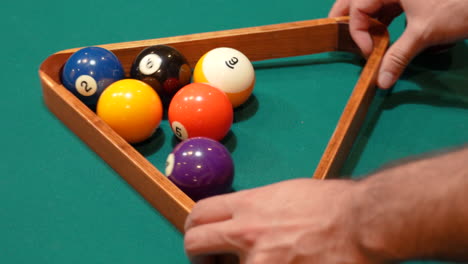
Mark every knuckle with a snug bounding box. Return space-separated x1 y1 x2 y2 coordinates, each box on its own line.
187 200 210 226
247 253 272 264
184 231 198 252
387 48 412 69
186 211 203 227
248 258 265 264
192 198 209 211
229 225 262 249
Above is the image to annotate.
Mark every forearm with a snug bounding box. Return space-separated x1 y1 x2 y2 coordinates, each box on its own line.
354 146 468 262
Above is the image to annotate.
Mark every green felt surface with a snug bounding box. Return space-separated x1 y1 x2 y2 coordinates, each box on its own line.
2 0 467 263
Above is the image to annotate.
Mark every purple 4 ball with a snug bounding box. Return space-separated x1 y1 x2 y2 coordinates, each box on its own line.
165 137 234 201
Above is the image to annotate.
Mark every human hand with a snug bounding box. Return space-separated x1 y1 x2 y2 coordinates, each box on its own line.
329 0 468 89
184 178 379 264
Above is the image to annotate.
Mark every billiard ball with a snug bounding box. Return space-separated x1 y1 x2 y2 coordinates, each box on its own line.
96 79 163 144
130 45 191 97
61 47 124 108
193 47 255 108
168 83 233 141
165 137 234 201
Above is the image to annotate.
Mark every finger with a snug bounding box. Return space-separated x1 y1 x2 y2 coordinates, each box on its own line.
329 0 350 17
349 0 386 56
185 194 235 232
377 29 425 89
246 251 286 264
185 221 239 257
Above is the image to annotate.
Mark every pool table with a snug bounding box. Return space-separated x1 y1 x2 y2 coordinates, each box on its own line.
2 0 467 263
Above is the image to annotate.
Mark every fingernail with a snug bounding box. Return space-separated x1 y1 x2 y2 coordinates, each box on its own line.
378 71 396 89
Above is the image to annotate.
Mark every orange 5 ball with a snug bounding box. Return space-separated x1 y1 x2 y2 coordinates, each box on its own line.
97 79 163 144
168 83 233 141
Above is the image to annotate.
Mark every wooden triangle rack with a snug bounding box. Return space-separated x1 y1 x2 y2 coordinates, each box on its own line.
39 16 389 233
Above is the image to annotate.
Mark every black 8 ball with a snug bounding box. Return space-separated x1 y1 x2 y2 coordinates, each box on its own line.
130 45 191 96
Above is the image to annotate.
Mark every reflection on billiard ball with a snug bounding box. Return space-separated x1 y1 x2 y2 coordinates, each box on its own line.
96 79 163 144
130 45 191 97
193 47 255 108
165 137 234 201
61 47 125 108
168 83 233 141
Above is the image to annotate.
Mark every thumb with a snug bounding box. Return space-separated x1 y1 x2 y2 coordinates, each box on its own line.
377 29 425 89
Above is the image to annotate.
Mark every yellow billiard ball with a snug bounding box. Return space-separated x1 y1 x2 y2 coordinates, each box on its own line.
97 79 163 143
193 47 255 108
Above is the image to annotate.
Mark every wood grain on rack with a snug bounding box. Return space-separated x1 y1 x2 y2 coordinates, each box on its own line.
39 17 388 232
313 19 389 179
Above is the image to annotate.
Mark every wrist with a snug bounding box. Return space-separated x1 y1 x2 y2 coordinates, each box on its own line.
351 176 394 263
351 147 468 262
351 170 422 263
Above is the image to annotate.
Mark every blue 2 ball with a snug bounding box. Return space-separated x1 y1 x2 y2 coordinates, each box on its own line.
61 47 124 108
